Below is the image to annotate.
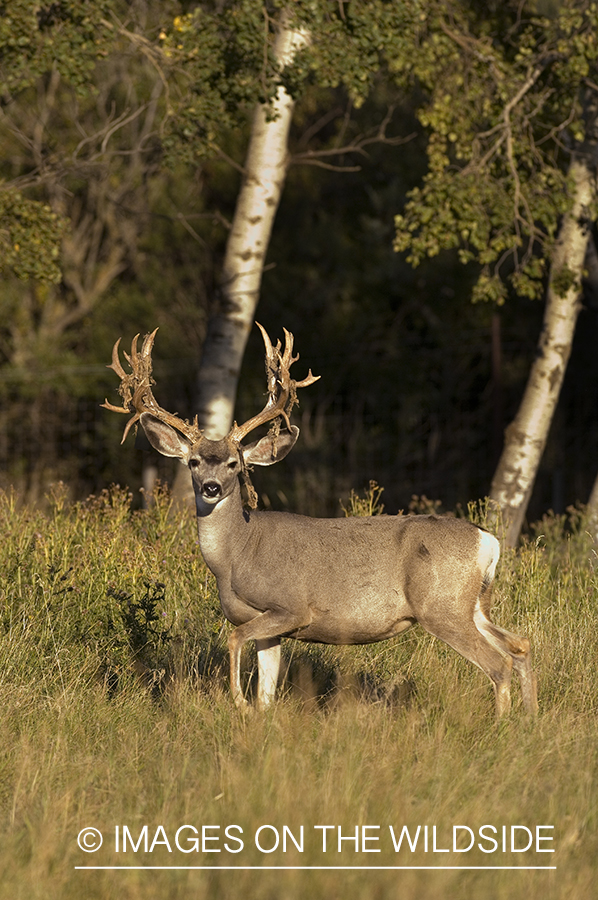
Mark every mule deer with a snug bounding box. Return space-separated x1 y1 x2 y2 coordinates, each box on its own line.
103 325 537 717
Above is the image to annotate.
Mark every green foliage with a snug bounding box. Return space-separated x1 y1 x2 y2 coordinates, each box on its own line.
0 0 113 97
0 190 67 283
2 0 597 519
551 262 581 298
159 0 418 162
392 0 598 302
106 580 174 672
0 483 220 682
0 3 213 498
159 1 283 161
0 0 116 283
288 0 418 106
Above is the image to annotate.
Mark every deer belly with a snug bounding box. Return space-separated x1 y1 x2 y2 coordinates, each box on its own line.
289 590 413 645
227 549 412 640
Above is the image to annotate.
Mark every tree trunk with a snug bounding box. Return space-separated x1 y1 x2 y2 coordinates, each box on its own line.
582 236 598 544
197 16 308 437
489 156 596 547
173 12 308 501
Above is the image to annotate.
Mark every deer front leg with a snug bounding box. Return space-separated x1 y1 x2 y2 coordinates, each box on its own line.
228 609 310 710
255 639 281 710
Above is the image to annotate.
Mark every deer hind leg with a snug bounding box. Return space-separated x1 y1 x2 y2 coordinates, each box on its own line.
228 609 310 710
431 600 537 718
512 654 538 716
470 529 537 716
422 615 516 717
419 599 534 717
473 605 538 716
418 531 537 717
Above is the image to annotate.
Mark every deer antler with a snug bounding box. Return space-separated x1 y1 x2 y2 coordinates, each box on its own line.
102 329 203 445
229 323 320 444
103 324 318 447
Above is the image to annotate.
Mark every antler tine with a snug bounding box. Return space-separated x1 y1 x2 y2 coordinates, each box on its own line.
102 328 203 445
280 327 319 389
229 323 320 444
281 327 299 370
141 327 159 359
256 322 282 398
102 337 135 420
108 337 126 379
122 332 139 368
294 369 320 389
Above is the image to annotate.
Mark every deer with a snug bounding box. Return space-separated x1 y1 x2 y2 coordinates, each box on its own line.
103 324 538 718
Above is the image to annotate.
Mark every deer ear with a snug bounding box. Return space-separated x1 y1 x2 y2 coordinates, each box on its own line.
140 413 192 461
242 425 299 467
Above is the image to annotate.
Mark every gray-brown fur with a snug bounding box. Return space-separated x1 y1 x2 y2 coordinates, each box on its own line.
106 326 537 717
139 416 538 717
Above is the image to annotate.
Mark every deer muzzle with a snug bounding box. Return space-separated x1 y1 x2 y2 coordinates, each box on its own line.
202 481 222 500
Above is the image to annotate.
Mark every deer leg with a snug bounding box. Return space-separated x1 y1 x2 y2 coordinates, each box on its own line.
417 583 536 718
255 638 281 710
505 639 538 715
473 606 538 716
417 606 516 718
228 609 310 710
437 624 515 717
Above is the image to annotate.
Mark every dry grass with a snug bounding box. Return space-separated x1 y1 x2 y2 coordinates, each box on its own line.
0 486 596 898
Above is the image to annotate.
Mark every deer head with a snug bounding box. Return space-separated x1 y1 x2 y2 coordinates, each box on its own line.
102 324 320 507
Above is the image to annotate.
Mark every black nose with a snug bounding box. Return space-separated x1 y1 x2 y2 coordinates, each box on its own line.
203 481 222 498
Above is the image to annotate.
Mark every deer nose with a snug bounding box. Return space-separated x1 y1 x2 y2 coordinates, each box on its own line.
202 481 222 499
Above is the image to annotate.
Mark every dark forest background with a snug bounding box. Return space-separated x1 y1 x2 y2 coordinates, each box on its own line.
1 0 597 528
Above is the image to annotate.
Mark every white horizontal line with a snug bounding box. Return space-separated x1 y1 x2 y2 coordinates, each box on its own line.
75 866 557 871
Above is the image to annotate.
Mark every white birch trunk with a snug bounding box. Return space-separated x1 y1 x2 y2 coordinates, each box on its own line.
489 156 596 547
583 237 598 545
195 15 309 440
172 13 308 501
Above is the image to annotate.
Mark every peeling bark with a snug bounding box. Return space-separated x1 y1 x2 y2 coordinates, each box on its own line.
489 156 596 547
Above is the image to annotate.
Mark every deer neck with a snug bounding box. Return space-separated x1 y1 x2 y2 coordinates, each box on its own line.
194 483 250 576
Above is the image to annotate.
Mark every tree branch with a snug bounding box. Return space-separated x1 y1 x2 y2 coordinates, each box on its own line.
291 105 415 170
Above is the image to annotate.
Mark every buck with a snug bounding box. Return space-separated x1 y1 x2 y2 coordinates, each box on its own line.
104 325 538 717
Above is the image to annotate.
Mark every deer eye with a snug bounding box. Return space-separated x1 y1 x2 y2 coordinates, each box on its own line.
227 460 238 470
189 459 199 469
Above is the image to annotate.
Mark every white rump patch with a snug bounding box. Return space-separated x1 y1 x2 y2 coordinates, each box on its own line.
477 529 500 584
473 530 503 653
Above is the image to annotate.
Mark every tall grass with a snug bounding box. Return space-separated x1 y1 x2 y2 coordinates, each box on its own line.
0 484 596 899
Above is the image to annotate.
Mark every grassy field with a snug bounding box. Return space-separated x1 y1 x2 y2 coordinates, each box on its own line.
0 483 596 899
